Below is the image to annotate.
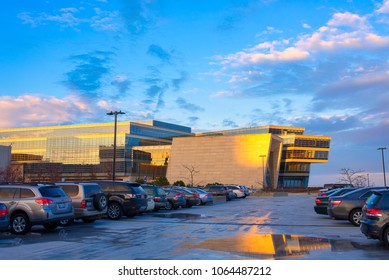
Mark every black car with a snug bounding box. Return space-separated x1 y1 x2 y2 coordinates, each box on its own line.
203 185 235 201
360 189 389 244
327 186 387 226
314 187 359 215
90 181 147 219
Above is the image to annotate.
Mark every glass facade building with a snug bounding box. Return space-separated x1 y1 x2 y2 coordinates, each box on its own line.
0 121 191 182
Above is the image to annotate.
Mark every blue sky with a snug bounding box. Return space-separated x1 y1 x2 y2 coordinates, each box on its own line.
1 0 389 186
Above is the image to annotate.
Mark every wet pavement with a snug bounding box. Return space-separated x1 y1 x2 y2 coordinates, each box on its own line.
1 194 389 260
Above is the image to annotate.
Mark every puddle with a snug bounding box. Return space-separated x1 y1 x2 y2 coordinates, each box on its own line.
182 231 389 259
152 213 213 220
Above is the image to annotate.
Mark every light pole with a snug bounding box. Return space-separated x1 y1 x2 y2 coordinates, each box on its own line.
107 111 125 181
378 147 387 187
259 155 266 189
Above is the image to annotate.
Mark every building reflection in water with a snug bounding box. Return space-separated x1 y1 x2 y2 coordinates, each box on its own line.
187 231 331 259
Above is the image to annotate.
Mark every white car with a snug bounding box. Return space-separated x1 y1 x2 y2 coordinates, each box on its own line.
145 195 156 212
225 185 246 198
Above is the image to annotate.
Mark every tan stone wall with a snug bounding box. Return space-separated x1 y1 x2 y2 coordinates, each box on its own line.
166 134 281 188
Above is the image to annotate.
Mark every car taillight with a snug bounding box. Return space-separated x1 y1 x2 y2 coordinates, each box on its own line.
238 190 244 192
315 199 322 205
154 197 162 202
35 198 53 205
366 208 383 217
0 207 8 216
193 194 199 198
330 200 342 205
174 192 182 198
80 199 87 208
320 193 328 196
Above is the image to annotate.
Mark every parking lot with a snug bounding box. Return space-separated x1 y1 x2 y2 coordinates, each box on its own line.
1 193 389 260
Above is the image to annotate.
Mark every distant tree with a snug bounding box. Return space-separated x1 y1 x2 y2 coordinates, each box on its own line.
182 165 200 187
173 180 185 186
135 178 144 184
0 164 23 182
338 168 368 187
154 176 169 186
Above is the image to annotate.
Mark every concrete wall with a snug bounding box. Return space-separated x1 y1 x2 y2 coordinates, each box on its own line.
0 145 11 173
166 134 282 188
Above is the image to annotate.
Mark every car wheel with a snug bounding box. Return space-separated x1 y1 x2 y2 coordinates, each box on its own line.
82 218 96 224
165 201 173 210
107 202 123 220
382 226 389 244
93 193 108 211
43 222 59 230
10 213 31 235
59 218 74 227
349 209 362 226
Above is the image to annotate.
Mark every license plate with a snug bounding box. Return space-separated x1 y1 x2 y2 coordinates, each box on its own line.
86 201 92 207
58 203 65 209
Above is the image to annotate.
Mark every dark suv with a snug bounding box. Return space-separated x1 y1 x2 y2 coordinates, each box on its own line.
0 184 74 234
55 182 107 225
360 189 389 244
90 181 147 219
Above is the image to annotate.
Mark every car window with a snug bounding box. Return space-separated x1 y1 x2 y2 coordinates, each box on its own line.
0 187 18 199
83 184 101 197
157 188 166 196
143 187 153 196
60 185 79 197
132 186 146 194
20 188 35 198
360 190 374 199
39 186 67 198
113 184 130 192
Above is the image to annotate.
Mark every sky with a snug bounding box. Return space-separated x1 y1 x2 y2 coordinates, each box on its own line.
0 0 389 186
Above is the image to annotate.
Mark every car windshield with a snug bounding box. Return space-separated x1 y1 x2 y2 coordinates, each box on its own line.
39 186 67 198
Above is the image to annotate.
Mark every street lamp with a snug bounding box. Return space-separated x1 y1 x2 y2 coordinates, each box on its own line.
378 147 387 187
107 111 125 181
259 155 266 189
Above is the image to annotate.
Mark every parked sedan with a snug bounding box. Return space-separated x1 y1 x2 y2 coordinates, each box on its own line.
0 203 9 232
189 188 213 205
203 185 235 201
169 187 200 208
360 189 389 244
225 185 246 198
327 186 387 226
314 187 359 215
164 189 186 210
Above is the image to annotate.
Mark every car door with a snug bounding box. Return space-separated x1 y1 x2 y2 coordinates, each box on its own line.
0 187 19 215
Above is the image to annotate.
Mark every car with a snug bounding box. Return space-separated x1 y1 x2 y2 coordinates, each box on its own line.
90 180 148 220
141 184 168 211
319 183 354 194
327 186 387 226
0 203 10 232
0 184 74 234
189 188 213 205
164 189 187 210
203 185 235 201
314 187 360 215
360 189 389 244
168 186 201 208
55 182 108 226
225 185 246 198
239 185 250 196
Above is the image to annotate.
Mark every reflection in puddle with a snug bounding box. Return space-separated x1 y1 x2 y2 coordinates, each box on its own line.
0 238 24 247
185 230 332 259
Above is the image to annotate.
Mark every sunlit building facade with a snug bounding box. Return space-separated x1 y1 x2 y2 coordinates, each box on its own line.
0 121 191 182
167 125 331 188
0 121 330 188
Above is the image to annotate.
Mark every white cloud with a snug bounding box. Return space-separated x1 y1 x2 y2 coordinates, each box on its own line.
0 94 94 128
376 0 389 14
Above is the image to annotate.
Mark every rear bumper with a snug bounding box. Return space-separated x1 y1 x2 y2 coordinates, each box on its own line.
314 205 328 215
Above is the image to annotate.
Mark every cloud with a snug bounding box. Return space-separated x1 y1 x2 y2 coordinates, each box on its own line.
171 71 189 91
175 97 204 113
63 51 113 97
376 0 389 14
222 119 239 128
111 74 131 95
18 8 83 28
0 95 96 128
121 0 154 35
147 44 172 63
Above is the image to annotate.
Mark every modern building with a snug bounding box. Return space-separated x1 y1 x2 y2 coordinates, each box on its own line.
167 125 331 188
0 145 11 180
0 121 330 188
0 120 191 182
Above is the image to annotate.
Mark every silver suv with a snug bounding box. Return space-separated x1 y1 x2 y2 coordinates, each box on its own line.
55 183 107 225
0 184 74 234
